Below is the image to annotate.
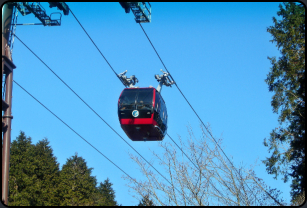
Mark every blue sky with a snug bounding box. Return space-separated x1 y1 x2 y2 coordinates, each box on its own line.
5 2 293 205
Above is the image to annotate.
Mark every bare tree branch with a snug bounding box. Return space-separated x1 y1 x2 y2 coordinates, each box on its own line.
124 124 286 206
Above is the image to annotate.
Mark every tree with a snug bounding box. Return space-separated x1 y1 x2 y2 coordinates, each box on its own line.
137 194 155 206
30 138 62 205
264 2 305 203
123 125 286 206
8 132 61 206
94 178 119 206
8 132 120 206
58 153 97 206
8 131 34 206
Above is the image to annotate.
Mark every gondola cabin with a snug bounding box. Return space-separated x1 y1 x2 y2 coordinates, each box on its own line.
118 87 167 141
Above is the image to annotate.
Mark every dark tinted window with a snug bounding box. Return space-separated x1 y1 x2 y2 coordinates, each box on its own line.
119 88 153 110
119 89 137 110
156 91 167 123
161 100 165 121
137 89 153 104
155 91 160 112
136 89 153 110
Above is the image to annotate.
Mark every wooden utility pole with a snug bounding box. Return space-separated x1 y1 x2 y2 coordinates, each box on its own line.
2 2 16 206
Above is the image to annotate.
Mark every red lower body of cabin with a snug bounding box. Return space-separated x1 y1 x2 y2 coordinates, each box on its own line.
120 117 163 141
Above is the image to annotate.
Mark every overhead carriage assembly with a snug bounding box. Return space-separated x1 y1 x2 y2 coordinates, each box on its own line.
117 70 174 141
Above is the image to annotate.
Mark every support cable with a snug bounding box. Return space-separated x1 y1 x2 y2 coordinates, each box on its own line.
12 80 166 206
66 9 243 203
68 8 126 87
138 23 281 205
13 35 195 206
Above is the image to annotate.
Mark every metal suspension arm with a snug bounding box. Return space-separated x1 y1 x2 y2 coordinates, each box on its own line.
117 70 139 88
155 69 175 93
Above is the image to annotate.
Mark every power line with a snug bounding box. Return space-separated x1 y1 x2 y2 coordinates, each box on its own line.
140 22 285 206
12 80 141 192
67 7 240 204
13 7 274 204
138 23 267 205
67 9 250 203
67 8 246 204
14 80 169 206
68 8 126 87
13 35 196 206
138 23 249 202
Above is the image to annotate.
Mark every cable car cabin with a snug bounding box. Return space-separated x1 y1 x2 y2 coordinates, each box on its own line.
118 87 167 141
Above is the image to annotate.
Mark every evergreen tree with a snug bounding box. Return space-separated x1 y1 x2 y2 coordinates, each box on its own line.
264 2 305 202
8 131 34 206
8 132 121 206
8 131 61 206
137 195 155 206
95 178 118 206
58 153 97 206
30 138 61 206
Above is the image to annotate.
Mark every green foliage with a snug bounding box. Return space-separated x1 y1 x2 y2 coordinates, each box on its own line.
8 131 120 206
264 2 305 202
58 153 120 206
137 195 155 206
30 138 62 206
58 152 97 206
8 131 61 206
8 131 33 206
95 178 119 206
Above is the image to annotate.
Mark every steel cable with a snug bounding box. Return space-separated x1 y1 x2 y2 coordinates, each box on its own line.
138 23 274 205
13 34 195 205
69 8 126 87
13 80 166 206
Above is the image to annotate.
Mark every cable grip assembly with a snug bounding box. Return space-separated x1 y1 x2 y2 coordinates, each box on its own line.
117 70 139 88
155 69 175 93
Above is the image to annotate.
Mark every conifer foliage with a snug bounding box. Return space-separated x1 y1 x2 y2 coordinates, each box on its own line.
9 132 61 206
96 178 119 206
8 131 119 206
58 153 97 206
264 2 305 202
137 195 155 206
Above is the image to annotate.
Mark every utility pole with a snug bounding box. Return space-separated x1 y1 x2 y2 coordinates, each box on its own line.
2 2 15 206
1 2 69 205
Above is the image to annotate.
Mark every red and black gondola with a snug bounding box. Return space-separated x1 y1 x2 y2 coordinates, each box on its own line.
118 87 167 141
